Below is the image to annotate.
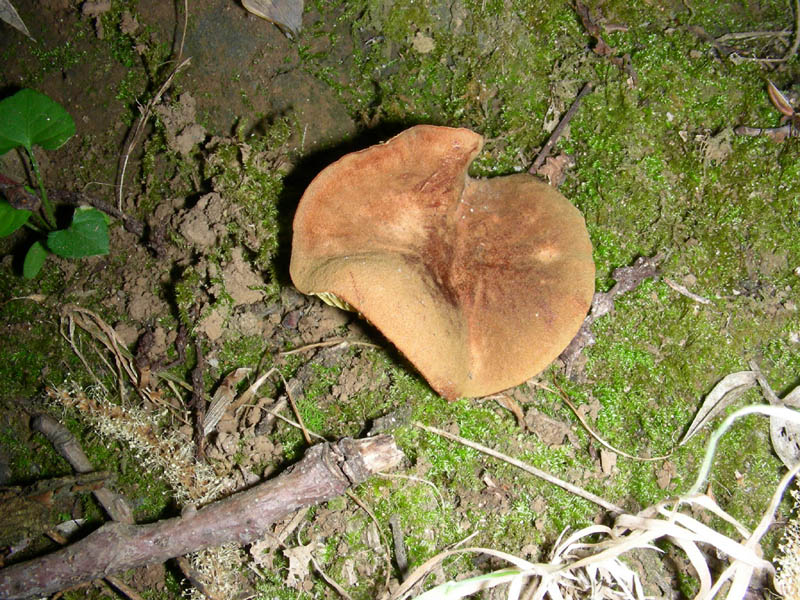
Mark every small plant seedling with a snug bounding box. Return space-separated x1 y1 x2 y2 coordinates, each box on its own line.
0 89 109 278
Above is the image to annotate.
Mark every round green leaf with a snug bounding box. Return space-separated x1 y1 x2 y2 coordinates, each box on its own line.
0 198 32 237
47 206 109 258
23 241 48 278
0 89 76 155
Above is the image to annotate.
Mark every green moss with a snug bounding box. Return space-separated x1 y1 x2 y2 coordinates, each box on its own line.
218 335 269 371
31 41 88 77
254 571 313 600
0 426 70 483
173 266 202 328
202 119 291 285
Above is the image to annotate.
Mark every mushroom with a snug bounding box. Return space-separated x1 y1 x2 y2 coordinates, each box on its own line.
290 125 594 399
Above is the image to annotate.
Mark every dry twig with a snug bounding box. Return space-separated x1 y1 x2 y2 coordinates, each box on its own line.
723 0 800 64
529 82 593 175
0 436 403 600
415 422 625 514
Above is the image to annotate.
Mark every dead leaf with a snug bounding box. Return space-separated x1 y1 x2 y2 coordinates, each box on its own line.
119 10 138 35
702 127 733 165
0 0 30 38
525 407 577 446
767 80 795 117
81 0 110 39
284 540 317 587
577 394 601 422
759 377 800 468
680 371 757 445
493 394 526 429
342 559 358 586
574 0 638 86
243 0 304 36
536 153 575 187
600 449 617 476
412 31 435 54
250 537 277 568
656 460 677 489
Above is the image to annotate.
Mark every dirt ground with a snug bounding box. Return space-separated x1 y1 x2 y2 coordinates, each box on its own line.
1 0 800 599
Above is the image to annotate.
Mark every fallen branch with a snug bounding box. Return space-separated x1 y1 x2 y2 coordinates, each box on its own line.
0 435 404 600
0 177 147 238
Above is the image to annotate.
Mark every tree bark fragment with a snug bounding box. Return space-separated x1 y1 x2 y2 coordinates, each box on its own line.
0 435 403 600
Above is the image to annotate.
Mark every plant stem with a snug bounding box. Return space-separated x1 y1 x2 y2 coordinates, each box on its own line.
23 220 44 233
26 147 55 229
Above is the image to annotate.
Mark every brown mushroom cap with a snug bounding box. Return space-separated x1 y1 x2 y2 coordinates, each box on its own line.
290 125 594 399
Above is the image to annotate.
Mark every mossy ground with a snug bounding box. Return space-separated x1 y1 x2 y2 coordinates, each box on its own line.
1 0 799 597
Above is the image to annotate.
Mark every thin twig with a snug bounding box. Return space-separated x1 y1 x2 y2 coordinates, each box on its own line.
781 0 799 61
116 57 191 210
279 339 380 356
663 277 712 304
346 490 393 592
415 422 625 514
726 0 800 63
309 553 354 600
378 473 445 509
48 189 145 237
275 371 311 444
389 515 408 581
716 28 792 42
551 382 673 461
116 0 190 210
530 82 593 174
190 338 207 459
177 0 188 61
266 408 327 441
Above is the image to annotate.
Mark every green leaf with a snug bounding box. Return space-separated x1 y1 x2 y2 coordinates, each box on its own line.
47 207 109 258
0 198 31 236
0 89 76 155
23 241 48 278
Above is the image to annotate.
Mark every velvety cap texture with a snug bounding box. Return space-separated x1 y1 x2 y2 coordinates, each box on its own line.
290 125 594 399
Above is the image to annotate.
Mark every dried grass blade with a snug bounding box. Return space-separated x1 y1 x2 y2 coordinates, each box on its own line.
413 568 526 599
415 422 625 514
552 525 614 559
725 563 754 600
680 494 751 538
741 461 800 565
656 510 770 569
664 536 712 597
564 529 663 572
690 405 800 494
392 547 547 600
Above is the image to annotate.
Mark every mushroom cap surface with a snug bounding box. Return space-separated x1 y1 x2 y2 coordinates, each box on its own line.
290 125 594 399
